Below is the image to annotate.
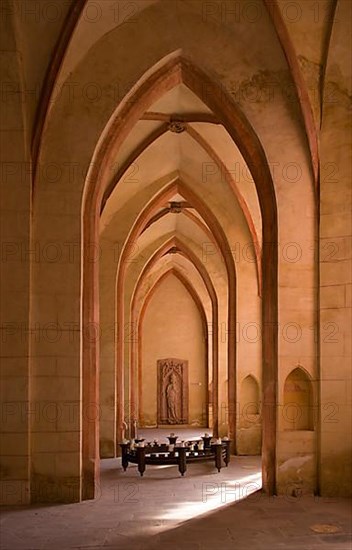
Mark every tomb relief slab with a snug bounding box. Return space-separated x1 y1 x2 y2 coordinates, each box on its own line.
157 358 188 425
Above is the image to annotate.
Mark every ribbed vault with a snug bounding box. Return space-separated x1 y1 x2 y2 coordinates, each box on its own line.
25 0 323 504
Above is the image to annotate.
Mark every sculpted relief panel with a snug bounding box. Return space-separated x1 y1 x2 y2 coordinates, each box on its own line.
157 359 189 425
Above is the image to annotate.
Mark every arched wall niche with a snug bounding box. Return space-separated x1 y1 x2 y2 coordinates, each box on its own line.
237 375 262 456
277 366 317 495
81 53 277 498
241 375 260 416
283 367 314 432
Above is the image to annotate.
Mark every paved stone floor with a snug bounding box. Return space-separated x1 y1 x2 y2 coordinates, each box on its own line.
1 454 351 550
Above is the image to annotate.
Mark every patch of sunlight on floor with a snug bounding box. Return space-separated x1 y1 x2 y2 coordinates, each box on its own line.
160 471 263 522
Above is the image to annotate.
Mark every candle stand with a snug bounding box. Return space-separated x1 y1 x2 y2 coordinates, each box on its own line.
119 439 231 477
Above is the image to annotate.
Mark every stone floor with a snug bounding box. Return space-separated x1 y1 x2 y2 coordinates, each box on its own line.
1 452 351 550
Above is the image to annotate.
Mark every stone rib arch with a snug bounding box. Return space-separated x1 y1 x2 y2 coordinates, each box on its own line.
143 208 223 263
124 235 219 439
137 267 208 341
263 0 319 184
133 267 209 430
113 176 237 442
101 122 261 252
32 0 319 194
31 0 85 173
101 122 261 293
184 124 262 289
81 52 277 496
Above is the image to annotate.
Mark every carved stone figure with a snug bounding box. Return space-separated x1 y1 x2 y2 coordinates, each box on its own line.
166 372 180 423
157 358 188 425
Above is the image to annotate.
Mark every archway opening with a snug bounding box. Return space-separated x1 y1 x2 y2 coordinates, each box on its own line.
84 54 278 499
140 271 208 430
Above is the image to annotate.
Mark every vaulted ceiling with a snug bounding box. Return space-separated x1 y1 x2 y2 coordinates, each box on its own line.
13 0 338 186
10 0 337 331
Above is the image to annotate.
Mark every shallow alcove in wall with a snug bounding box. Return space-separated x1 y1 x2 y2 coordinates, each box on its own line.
283 367 314 432
140 272 207 428
277 367 316 495
237 375 262 455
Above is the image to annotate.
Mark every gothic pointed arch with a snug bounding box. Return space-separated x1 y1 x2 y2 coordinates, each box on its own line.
82 53 278 496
